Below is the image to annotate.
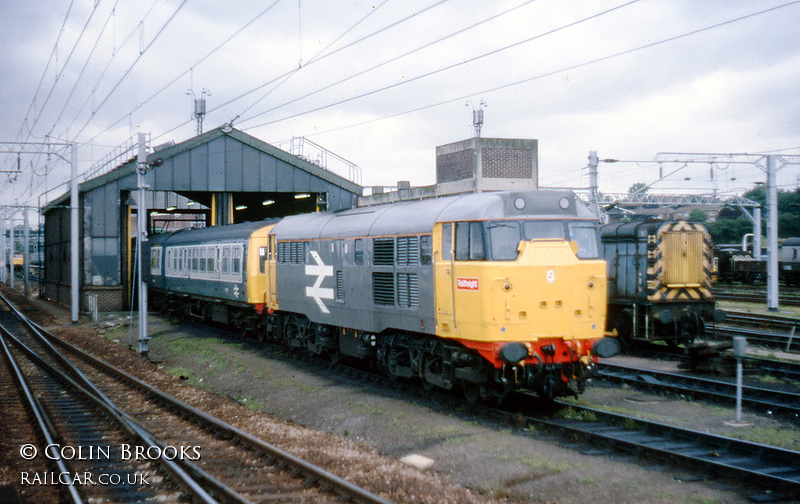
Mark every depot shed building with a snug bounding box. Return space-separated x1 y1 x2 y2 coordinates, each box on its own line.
42 127 362 312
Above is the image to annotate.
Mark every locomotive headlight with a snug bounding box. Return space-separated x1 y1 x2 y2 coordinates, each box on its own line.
514 197 526 210
587 280 594 289
502 282 512 291
558 197 570 210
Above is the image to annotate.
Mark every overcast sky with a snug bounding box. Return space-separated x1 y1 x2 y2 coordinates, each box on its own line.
2 0 800 210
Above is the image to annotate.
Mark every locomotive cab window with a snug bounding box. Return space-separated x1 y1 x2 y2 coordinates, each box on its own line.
488 221 521 260
442 223 452 260
566 222 600 259
454 222 486 260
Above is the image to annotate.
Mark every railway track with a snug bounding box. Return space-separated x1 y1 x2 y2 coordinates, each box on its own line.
180 320 800 498
714 290 800 307
539 400 800 495
594 362 800 422
0 292 393 504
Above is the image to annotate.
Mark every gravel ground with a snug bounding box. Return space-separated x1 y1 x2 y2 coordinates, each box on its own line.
5 287 800 504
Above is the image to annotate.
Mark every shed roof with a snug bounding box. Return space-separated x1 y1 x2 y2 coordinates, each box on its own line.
43 127 361 213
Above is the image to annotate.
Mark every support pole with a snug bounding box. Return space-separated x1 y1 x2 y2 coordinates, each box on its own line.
137 133 150 357
766 155 779 311
753 207 762 261
71 143 79 323
0 211 5 284
9 223 14 290
587 151 602 222
24 210 29 298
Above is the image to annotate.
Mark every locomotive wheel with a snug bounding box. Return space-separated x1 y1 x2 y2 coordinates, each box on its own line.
463 384 481 403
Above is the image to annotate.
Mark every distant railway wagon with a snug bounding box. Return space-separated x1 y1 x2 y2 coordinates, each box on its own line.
600 221 725 346
714 246 767 284
149 190 618 401
780 237 800 286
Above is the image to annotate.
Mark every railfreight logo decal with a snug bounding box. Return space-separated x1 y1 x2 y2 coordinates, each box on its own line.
305 250 334 313
456 277 479 290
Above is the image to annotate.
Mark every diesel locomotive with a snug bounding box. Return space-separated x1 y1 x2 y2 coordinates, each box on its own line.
600 220 726 346
149 190 618 401
780 237 800 286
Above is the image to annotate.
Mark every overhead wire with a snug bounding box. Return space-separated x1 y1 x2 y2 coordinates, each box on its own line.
151 0 452 142
11 0 76 146
272 2 798 140
210 0 451 126
23 0 103 144
60 0 162 137
237 0 540 125
71 0 192 142
233 0 390 121
241 0 642 129
5 0 161 197
46 0 121 140
82 0 285 147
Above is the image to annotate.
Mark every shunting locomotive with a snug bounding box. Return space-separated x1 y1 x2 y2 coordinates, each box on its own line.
600 220 726 346
149 190 617 401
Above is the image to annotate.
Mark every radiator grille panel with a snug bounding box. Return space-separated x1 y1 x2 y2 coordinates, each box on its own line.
373 272 395 306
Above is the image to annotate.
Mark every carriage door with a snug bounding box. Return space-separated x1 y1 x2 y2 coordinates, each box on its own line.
268 234 278 306
434 222 456 335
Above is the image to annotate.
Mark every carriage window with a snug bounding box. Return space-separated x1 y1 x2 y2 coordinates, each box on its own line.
354 239 364 265
199 248 206 272
207 246 215 272
222 247 231 274
259 246 268 273
232 246 242 274
489 221 521 261
442 223 452 261
420 235 432 265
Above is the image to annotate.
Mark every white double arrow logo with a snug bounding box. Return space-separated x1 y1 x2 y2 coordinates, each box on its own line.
305 250 334 314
